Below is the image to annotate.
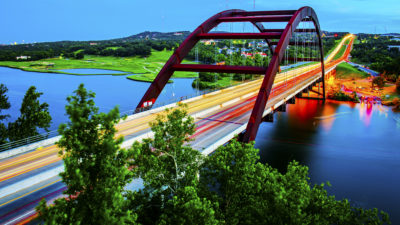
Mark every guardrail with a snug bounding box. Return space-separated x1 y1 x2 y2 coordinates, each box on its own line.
0 81 248 152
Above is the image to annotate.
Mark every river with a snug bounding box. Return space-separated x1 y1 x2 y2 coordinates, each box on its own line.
1 67 399 224
255 98 400 224
0 67 196 130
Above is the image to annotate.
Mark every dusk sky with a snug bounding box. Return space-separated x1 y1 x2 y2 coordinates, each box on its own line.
1 0 399 44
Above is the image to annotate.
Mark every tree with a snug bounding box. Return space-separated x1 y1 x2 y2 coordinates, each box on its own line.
74 50 84 59
0 84 11 145
36 84 136 224
254 54 263 67
128 104 217 224
372 76 386 88
8 86 51 141
396 77 400 93
201 139 391 225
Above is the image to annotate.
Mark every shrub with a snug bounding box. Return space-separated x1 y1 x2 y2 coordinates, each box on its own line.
372 76 385 88
396 78 400 93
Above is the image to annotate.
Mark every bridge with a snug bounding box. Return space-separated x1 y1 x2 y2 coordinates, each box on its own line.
0 7 354 224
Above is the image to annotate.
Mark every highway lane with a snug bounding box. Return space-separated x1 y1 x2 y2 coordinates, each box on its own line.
0 32 353 184
0 34 354 224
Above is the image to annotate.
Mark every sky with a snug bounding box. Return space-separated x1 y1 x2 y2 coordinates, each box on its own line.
0 0 399 44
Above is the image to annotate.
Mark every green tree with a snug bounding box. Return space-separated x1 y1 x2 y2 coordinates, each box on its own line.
254 54 263 67
201 139 390 225
74 50 84 59
216 53 226 63
128 104 217 224
8 86 51 141
36 84 136 224
0 84 11 145
372 76 386 88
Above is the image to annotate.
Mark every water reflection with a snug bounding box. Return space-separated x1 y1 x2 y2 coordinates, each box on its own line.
255 98 400 224
256 99 326 172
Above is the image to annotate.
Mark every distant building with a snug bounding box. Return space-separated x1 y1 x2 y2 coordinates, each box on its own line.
16 56 31 60
201 39 217 45
256 52 267 57
241 52 253 57
257 42 268 47
89 42 98 45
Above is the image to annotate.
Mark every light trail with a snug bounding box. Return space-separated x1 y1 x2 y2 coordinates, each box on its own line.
0 34 354 225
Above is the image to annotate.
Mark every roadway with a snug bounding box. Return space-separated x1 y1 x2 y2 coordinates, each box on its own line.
0 34 354 224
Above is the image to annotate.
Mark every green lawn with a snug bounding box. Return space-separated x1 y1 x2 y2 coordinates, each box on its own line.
0 36 347 85
335 62 369 79
0 49 198 82
333 39 350 61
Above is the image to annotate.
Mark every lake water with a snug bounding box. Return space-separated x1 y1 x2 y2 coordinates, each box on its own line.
255 99 400 224
0 67 196 130
1 67 399 223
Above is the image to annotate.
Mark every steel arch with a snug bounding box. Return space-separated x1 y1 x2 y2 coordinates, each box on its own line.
242 6 325 142
136 7 325 143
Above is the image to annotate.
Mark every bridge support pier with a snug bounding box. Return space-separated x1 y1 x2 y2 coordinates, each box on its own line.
296 79 326 101
287 97 296 104
275 104 286 112
262 113 274 123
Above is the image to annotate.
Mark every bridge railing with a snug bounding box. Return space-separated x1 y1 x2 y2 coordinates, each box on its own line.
0 130 60 151
0 80 254 152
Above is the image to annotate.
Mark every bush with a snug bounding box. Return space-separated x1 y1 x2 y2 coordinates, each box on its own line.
372 76 385 88
199 72 219 82
329 90 359 102
396 78 400 93
392 97 399 105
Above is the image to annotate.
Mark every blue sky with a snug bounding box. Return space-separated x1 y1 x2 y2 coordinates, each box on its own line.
0 0 399 44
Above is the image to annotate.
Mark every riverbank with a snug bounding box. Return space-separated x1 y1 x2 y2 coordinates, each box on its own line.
328 62 400 109
0 49 198 82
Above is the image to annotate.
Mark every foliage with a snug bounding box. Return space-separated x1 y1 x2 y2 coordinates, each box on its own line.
396 77 400 93
35 99 390 224
127 104 216 224
372 76 386 88
201 139 390 225
329 90 360 102
199 72 219 82
36 84 136 224
392 98 400 111
351 35 400 77
74 50 84 59
7 86 51 141
157 186 219 225
0 38 181 61
0 84 11 144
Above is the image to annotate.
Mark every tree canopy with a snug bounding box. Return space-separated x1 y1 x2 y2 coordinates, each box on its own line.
37 100 390 225
7 86 51 142
201 139 390 225
0 84 11 145
127 104 217 224
37 84 136 224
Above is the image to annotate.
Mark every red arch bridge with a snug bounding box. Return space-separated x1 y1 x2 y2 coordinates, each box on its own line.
0 7 354 224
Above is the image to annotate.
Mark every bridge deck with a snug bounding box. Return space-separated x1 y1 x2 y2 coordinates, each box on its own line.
0 34 354 224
